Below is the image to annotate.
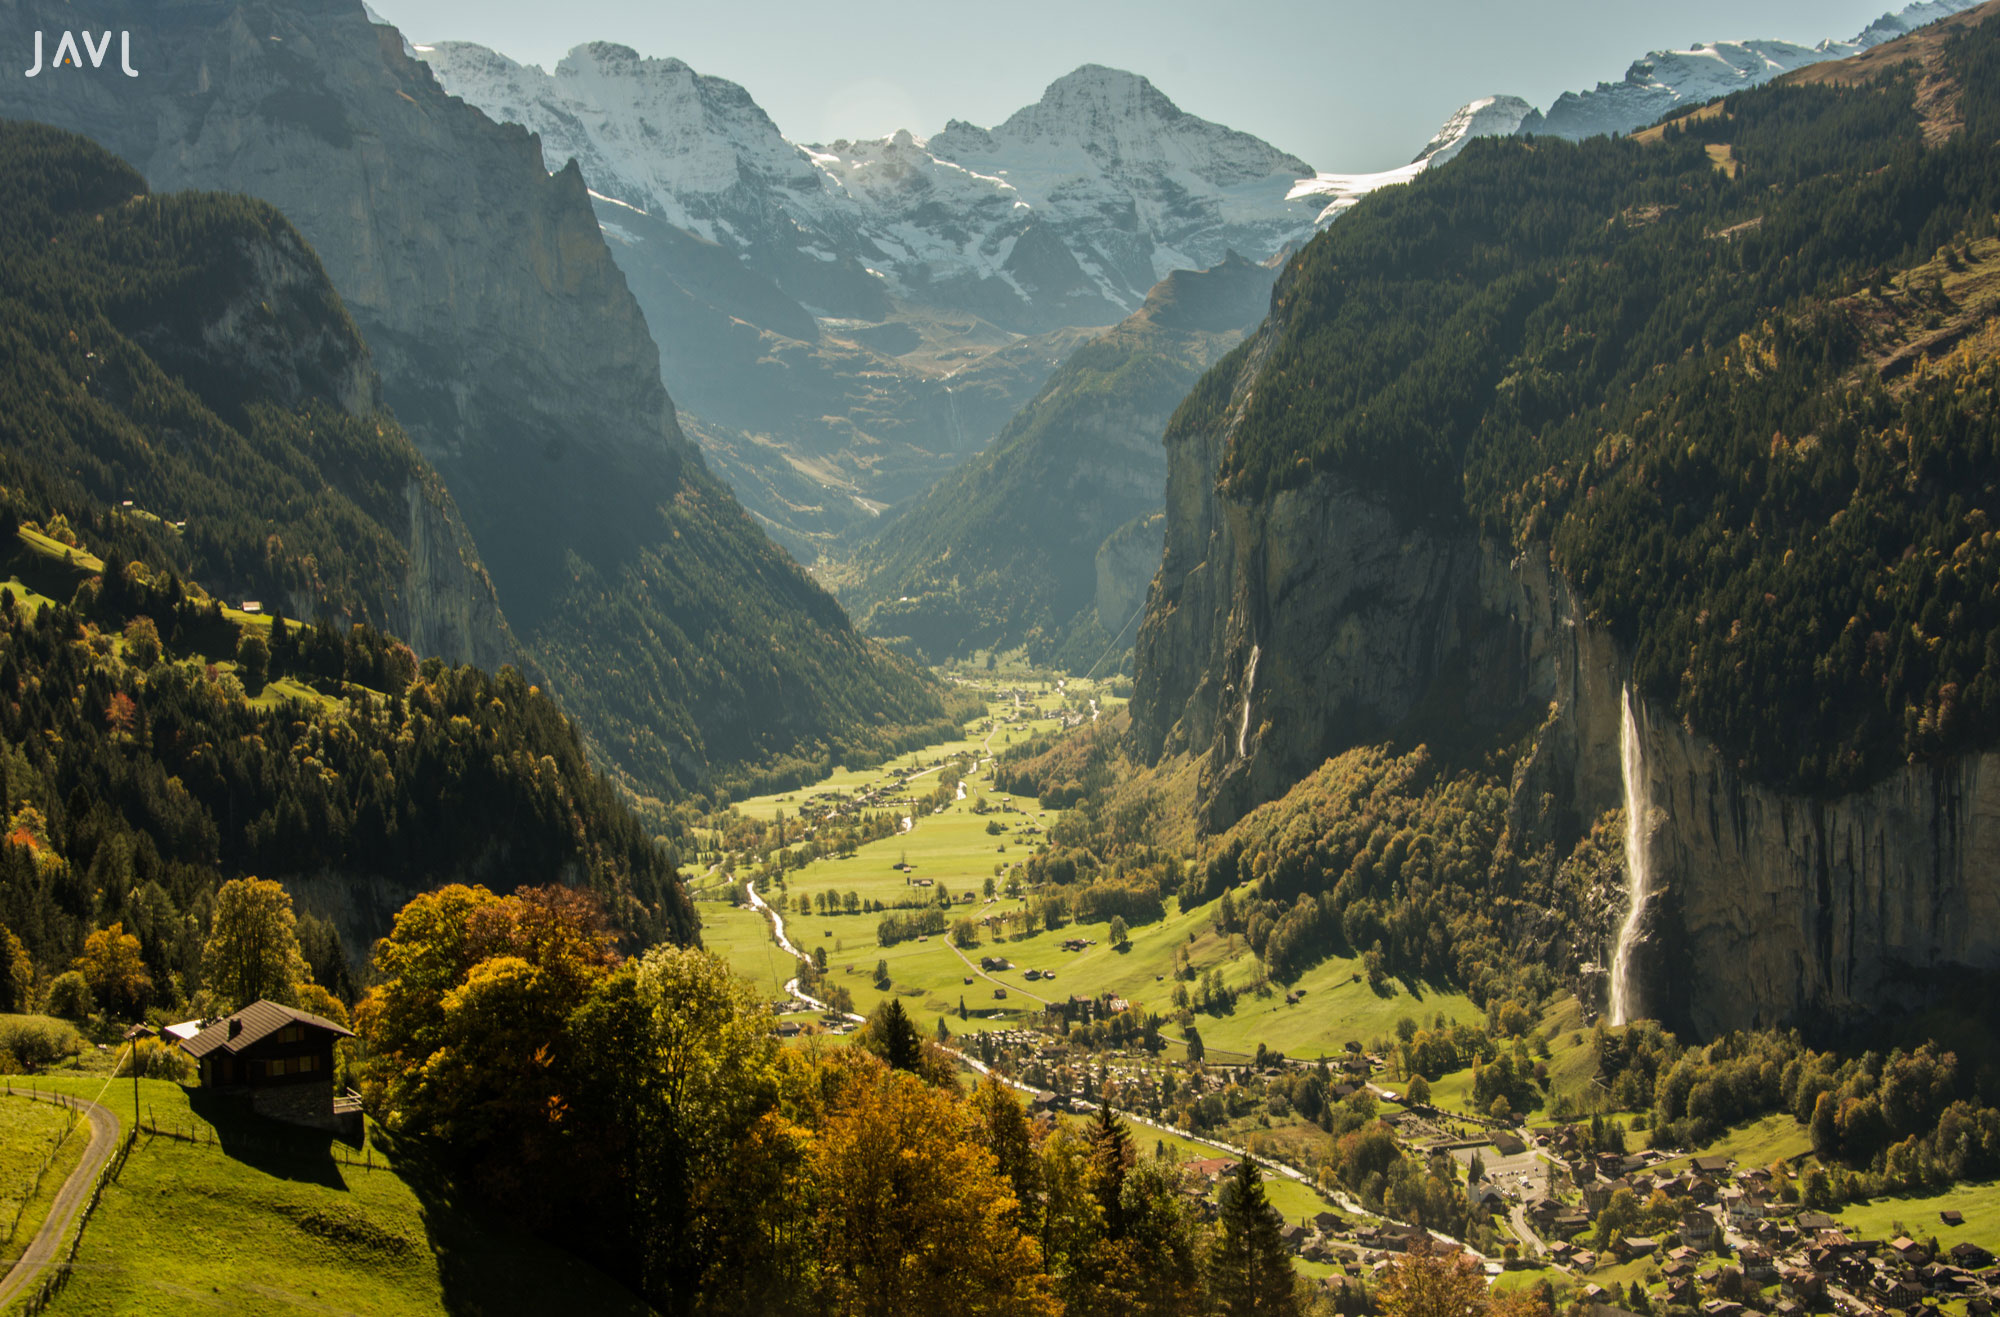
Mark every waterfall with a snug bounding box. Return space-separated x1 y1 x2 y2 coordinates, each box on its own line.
1237 643 1261 759
1609 683 1652 1026
943 384 966 450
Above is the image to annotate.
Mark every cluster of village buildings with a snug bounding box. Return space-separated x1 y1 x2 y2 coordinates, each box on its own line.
923 1023 2000 1317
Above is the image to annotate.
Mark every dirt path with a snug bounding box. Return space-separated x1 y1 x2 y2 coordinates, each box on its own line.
0 1088 119 1310
946 938 1056 1006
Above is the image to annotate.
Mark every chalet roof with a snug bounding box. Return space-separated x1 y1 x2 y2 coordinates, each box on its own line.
179 1000 354 1060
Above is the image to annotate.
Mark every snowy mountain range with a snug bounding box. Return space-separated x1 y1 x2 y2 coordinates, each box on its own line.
404 0 1982 560
1534 0 1982 140
419 0 1980 330
415 45 1315 330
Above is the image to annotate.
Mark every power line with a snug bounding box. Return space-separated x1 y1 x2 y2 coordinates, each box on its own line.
1083 597 1148 683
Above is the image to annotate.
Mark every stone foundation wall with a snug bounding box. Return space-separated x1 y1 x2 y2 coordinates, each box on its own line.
251 1079 341 1131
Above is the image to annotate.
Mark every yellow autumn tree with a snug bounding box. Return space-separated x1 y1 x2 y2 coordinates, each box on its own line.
814 1066 1059 1317
1378 1240 1549 1317
76 921 151 1018
200 877 309 1011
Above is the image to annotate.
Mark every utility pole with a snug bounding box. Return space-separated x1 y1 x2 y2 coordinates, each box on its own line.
123 1022 156 1134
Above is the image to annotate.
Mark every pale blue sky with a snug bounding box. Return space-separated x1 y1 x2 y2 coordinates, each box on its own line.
372 0 1925 172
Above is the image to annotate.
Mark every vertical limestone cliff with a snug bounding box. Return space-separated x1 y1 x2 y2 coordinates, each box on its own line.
1132 323 2000 1038
1494 553 2000 1036
400 476 514 673
1132 315 1537 833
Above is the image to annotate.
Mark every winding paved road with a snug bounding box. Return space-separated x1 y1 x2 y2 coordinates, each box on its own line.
0 1088 119 1310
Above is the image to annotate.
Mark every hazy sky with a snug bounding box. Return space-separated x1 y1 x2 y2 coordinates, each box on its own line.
373 0 1926 172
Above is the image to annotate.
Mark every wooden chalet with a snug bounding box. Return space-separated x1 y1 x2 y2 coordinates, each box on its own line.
178 1000 359 1135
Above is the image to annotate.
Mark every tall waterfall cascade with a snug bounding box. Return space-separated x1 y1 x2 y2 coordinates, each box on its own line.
1609 683 1653 1026
1238 643 1261 759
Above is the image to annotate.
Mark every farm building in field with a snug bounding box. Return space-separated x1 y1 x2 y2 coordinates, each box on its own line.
177 1000 360 1136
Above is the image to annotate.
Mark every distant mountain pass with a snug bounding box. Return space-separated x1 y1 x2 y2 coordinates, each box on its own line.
832 254 1278 667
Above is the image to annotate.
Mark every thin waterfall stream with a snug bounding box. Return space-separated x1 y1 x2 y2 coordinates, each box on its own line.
1609 683 1652 1025
1238 643 1261 758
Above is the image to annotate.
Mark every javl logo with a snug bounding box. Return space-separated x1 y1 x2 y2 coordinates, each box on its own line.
24 31 139 78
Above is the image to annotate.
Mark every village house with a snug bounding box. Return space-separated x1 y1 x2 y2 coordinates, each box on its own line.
1952 1241 1996 1269
1186 1157 1237 1187
1617 1236 1660 1261
1583 1177 1631 1214
177 1000 359 1136
1719 1187 1766 1223
1872 1271 1925 1307
1779 1266 1826 1302
1739 1243 1776 1283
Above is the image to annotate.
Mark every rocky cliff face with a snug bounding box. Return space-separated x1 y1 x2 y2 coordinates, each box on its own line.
1 0 943 795
1132 323 2000 1038
1131 303 1538 827
399 477 514 672
1485 549 2000 1037
0 0 563 663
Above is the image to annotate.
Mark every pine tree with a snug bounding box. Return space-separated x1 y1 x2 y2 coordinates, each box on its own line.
1090 1102 1135 1235
867 997 924 1073
1208 1157 1299 1316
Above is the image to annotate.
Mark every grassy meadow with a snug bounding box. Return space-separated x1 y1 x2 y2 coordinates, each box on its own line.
1 1074 651 1316
708 679 1480 1060
0 1090 89 1273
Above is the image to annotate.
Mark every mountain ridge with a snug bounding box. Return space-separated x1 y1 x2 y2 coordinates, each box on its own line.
0 0 952 801
416 0 1983 561
1128 7 2000 1035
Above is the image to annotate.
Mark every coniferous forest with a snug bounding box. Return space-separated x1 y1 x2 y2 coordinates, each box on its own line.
7 5 2000 1317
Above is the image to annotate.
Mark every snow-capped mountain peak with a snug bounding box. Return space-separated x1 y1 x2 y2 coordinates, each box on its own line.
1536 0 1983 139
421 48 1324 330
1414 94 1540 165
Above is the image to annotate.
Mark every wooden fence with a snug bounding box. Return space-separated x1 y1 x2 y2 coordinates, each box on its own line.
1 1088 82 1248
